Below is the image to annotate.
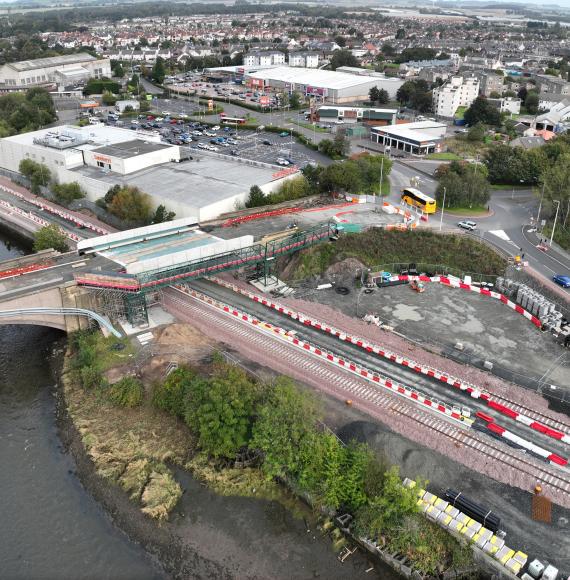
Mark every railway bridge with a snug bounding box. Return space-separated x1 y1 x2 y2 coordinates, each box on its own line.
0 219 336 333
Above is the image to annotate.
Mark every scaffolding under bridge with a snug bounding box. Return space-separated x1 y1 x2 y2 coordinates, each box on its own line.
76 221 338 326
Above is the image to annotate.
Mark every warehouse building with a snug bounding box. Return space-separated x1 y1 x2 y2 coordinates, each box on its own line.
0 53 111 90
317 105 397 125
0 125 296 221
245 66 403 103
370 121 447 155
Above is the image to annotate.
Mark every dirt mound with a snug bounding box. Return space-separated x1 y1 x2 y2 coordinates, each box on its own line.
155 323 214 348
325 257 366 279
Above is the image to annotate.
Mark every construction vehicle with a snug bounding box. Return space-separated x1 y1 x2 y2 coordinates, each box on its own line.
410 280 425 293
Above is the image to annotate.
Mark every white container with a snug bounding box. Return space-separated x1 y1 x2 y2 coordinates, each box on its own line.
543 564 559 580
528 560 545 579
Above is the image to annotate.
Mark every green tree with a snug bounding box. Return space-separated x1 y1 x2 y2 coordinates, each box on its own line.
112 63 125 77
354 466 419 538
330 49 359 71
436 164 490 208
107 185 153 224
289 91 302 109
105 376 143 407
464 96 501 127
52 181 85 204
184 364 261 458
369 86 381 103
33 224 69 253
152 56 166 84
377 88 389 105
525 91 539 114
542 153 570 212
101 90 117 106
152 204 176 223
245 184 266 208
467 122 486 142
19 158 51 193
251 377 320 479
153 366 196 417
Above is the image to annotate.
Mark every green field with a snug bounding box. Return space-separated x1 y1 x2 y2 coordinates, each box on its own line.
426 152 462 160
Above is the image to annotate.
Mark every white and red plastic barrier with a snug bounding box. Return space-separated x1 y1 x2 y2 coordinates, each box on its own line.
0 261 53 280
390 274 542 328
476 412 568 467
209 277 570 447
0 182 110 236
172 284 471 426
0 199 80 242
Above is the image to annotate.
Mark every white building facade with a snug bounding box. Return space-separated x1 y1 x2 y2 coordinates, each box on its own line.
432 75 480 118
288 52 319 68
243 51 286 67
0 53 111 89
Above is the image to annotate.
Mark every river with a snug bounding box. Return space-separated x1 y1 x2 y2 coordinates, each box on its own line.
0 232 165 580
0 230 399 580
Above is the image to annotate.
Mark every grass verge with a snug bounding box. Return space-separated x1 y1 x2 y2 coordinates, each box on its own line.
443 206 489 216
426 152 462 160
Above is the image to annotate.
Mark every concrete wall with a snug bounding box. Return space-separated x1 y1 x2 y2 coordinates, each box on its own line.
82 147 181 175
0 284 92 334
0 138 83 175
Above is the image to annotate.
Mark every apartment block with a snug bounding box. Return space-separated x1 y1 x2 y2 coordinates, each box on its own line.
432 75 480 118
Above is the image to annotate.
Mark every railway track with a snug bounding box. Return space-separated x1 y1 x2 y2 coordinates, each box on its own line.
162 287 570 502
190 278 570 456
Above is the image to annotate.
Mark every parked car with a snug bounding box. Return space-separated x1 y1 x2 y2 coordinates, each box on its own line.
553 274 570 288
212 125 220 131
230 149 239 156
457 220 477 231
262 139 272 145
276 158 289 166
279 131 289 137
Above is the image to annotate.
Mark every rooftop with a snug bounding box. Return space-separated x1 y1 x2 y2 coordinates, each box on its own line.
71 153 281 210
372 121 446 143
92 139 173 159
4 52 98 72
246 66 400 90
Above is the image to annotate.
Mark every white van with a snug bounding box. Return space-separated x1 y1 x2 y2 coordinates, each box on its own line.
88 117 101 124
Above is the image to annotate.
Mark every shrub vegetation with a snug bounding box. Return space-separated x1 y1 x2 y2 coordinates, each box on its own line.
289 229 506 279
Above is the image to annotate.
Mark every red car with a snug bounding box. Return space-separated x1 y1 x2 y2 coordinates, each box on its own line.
147 115 155 120
170 119 178 124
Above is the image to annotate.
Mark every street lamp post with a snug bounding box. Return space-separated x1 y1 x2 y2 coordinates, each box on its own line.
379 155 384 200
550 199 561 247
536 182 545 228
439 186 446 231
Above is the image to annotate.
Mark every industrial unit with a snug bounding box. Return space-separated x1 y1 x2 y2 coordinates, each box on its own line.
370 120 447 155
0 125 295 221
244 66 404 103
0 53 111 91
316 105 398 125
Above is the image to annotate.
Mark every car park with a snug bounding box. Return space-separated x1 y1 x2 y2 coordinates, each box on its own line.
553 274 570 288
457 220 477 231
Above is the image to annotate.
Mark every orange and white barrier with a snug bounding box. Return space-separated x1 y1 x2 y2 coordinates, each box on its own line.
209 277 570 448
0 182 110 236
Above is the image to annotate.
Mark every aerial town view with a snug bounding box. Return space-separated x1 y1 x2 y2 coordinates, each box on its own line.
1 0 570 578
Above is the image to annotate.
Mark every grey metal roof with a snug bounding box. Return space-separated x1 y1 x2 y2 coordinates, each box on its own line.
7 53 98 72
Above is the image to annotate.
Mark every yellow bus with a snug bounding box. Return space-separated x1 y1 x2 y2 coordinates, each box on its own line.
401 188 437 214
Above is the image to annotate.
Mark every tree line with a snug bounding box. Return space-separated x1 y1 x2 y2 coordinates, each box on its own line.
0 88 57 136
148 358 471 575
